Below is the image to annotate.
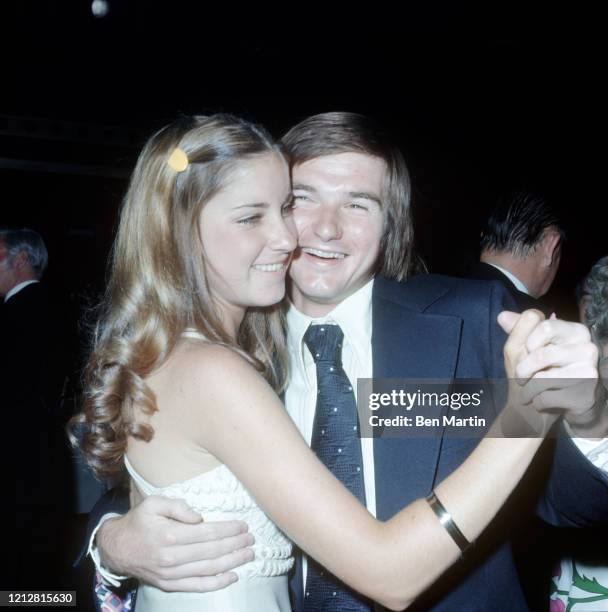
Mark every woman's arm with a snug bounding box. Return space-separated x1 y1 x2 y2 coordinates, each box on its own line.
181 312 581 610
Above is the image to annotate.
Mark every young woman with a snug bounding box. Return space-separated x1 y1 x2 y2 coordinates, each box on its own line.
72 114 555 611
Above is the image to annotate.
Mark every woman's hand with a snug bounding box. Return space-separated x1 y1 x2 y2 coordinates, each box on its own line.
497 310 599 437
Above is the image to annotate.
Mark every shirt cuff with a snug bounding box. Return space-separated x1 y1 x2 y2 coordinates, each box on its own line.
88 512 129 587
568 434 608 473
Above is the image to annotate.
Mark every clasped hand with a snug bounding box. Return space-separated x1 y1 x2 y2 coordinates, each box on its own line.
497 310 600 437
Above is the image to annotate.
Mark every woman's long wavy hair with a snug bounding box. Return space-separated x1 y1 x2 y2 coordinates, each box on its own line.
69 114 289 481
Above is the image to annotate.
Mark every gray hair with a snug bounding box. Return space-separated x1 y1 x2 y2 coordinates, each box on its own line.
583 255 608 344
0 228 48 279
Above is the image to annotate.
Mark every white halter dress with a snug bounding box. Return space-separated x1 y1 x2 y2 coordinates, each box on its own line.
125 450 294 610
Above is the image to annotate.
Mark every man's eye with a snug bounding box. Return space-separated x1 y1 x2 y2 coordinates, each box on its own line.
348 203 368 210
282 202 296 215
237 215 261 225
293 194 309 201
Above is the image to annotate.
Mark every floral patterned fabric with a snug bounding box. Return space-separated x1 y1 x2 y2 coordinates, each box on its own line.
550 439 608 612
551 559 608 611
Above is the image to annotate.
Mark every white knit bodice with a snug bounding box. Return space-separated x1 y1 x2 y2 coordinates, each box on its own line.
124 457 294 580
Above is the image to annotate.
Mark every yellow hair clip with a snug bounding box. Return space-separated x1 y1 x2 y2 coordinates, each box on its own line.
167 148 189 172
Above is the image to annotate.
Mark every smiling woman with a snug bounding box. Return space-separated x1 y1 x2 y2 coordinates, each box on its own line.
69 115 300 610
199 153 295 333
70 114 295 481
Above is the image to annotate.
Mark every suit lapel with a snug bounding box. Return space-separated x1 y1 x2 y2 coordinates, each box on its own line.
372 280 463 520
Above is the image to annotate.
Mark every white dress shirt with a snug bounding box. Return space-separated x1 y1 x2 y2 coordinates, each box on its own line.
487 263 530 295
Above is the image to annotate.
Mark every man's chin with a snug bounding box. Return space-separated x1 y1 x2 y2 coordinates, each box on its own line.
296 280 344 302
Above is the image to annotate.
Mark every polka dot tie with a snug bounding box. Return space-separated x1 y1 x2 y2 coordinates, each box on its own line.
303 324 371 612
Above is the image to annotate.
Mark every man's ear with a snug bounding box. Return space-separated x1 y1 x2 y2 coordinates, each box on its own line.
541 230 561 267
11 251 29 271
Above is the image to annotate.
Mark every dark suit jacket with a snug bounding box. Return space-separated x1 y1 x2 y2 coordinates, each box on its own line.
466 261 551 316
84 274 608 611
291 275 608 611
2 282 74 588
2 282 50 401
2 283 55 500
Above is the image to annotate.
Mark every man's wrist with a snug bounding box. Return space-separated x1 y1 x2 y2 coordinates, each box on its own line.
88 513 129 587
564 400 608 440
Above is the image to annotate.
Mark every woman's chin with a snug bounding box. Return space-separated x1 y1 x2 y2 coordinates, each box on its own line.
249 287 287 309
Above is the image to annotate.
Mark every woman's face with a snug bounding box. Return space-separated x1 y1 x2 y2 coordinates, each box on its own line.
199 152 296 320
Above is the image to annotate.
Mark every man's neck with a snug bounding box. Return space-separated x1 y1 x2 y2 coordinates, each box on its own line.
480 253 538 297
288 278 375 318
290 300 339 319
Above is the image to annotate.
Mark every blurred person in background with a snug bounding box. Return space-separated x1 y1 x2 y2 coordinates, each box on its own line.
1 228 71 589
467 191 564 315
550 256 608 611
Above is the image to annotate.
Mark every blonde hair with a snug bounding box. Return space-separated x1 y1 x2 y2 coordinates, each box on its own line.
69 114 288 481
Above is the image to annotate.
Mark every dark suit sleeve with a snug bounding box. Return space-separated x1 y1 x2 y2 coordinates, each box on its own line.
486 281 515 420
537 431 608 526
484 282 608 524
74 487 130 567
487 281 514 380
486 284 608 525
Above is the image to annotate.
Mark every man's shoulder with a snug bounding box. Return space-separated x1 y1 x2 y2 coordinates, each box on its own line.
374 273 510 313
3 282 53 339
4 281 47 307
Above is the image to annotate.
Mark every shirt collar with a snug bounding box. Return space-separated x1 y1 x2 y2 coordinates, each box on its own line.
286 278 374 374
4 279 39 303
487 263 530 295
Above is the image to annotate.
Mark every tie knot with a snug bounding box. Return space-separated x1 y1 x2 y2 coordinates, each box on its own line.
303 324 344 364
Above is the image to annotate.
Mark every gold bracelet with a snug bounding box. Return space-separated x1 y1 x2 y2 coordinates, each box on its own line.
426 491 470 553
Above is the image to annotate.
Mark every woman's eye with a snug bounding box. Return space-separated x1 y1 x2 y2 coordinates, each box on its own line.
348 203 368 210
237 215 261 225
282 201 296 215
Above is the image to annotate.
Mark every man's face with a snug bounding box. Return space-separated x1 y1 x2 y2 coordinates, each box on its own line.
0 238 16 298
288 152 386 317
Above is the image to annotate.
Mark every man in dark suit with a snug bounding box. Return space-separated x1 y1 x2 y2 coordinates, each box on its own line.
0 228 48 319
464 194 568 608
466 191 563 315
0 227 53 439
83 114 605 611
0 228 63 588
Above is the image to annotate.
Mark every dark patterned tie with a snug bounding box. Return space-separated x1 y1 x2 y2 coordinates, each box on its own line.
303 324 371 612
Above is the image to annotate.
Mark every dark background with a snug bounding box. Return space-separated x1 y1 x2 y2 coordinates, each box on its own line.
2 1 605 321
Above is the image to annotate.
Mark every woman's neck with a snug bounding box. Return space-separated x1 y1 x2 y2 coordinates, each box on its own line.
216 301 246 342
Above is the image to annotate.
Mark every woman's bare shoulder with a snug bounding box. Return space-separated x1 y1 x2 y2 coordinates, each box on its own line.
159 340 271 403
176 340 261 376
156 341 281 452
